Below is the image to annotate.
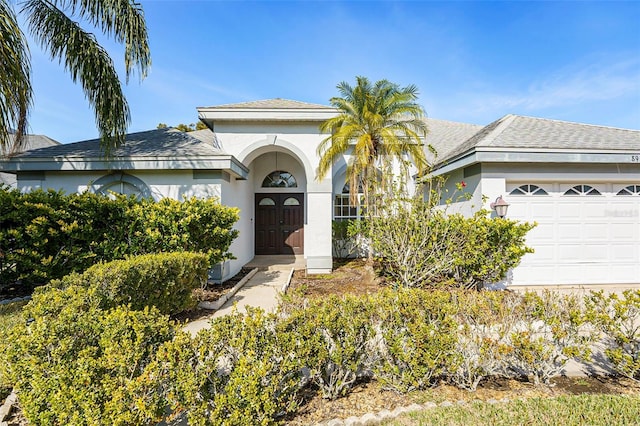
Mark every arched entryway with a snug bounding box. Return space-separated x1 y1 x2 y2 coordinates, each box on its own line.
247 149 307 256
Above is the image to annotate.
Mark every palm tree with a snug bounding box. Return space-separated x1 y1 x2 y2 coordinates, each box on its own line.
317 76 428 210
0 0 150 155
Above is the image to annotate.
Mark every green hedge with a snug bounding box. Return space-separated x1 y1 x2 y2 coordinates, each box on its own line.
0 285 176 425
47 252 209 315
0 186 239 289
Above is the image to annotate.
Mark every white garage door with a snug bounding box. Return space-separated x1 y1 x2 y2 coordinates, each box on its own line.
507 183 640 286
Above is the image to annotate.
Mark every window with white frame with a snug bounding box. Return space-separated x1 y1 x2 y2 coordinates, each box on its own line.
334 183 364 221
509 184 549 196
616 185 640 196
563 185 601 196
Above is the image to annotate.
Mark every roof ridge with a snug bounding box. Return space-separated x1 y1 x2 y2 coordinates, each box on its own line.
480 114 518 147
508 114 640 132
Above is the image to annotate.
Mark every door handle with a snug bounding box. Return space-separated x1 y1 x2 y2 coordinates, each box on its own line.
279 220 284 225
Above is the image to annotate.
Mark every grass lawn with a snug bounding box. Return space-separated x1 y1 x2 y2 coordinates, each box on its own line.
386 394 640 425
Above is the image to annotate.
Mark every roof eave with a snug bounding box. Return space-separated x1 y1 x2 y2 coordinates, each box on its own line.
430 148 640 176
197 107 338 122
0 155 250 180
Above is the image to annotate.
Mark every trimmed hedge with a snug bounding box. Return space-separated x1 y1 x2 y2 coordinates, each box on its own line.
47 252 209 315
4 281 636 424
0 285 176 425
0 186 239 289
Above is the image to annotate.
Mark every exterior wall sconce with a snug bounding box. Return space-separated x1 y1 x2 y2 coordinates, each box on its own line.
490 195 510 218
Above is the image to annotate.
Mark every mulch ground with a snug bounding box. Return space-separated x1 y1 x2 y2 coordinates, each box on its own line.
171 267 254 323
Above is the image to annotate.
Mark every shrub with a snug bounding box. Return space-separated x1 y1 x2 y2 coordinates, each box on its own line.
282 295 375 399
129 196 239 266
48 252 209 315
586 290 640 379
448 291 516 391
369 195 534 289
147 308 303 425
503 291 592 384
370 289 458 393
1 285 175 425
0 187 239 289
332 219 367 258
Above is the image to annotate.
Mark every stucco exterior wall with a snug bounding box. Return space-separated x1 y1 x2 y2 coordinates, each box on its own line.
20 170 222 201
213 120 333 273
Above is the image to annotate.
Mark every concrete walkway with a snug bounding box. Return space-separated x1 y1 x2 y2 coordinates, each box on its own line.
182 256 303 336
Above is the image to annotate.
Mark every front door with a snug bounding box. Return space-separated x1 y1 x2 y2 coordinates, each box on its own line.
255 193 304 255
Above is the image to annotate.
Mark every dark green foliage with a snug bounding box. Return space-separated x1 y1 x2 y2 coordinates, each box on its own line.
282 294 375 399
47 252 209 315
0 186 239 290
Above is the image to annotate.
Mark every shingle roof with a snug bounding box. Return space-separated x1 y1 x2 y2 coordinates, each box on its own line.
435 114 640 166
201 98 334 110
13 128 227 159
422 118 484 163
3 133 59 156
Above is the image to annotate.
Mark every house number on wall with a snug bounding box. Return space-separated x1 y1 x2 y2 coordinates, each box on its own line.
632 155 640 162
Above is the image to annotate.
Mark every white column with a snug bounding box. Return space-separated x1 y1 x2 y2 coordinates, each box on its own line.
305 191 333 273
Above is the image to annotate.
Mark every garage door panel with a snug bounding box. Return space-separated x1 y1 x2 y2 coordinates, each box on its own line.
527 224 554 240
557 245 583 260
526 245 555 261
582 245 609 260
582 223 610 240
557 224 581 239
612 245 638 260
530 202 555 218
557 203 582 218
611 223 637 240
556 264 609 283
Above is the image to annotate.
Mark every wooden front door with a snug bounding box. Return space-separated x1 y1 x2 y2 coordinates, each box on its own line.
255 193 304 255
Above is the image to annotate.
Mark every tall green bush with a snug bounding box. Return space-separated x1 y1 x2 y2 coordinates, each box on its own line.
0 186 239 289
282 294 375 399
369 195 534 289
370 289 458 392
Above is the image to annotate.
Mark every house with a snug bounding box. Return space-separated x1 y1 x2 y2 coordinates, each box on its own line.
0 133 59 187
0 99 638 287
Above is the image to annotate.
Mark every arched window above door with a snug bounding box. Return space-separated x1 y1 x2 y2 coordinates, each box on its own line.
262 171 297 188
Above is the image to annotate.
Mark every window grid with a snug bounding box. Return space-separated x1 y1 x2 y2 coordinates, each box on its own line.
564 185 601 196
617 185 640 196
334 183 364 221
510 184 549 196
261 170 297 188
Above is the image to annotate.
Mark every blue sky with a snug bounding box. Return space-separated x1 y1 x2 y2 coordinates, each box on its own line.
24 0 640 143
